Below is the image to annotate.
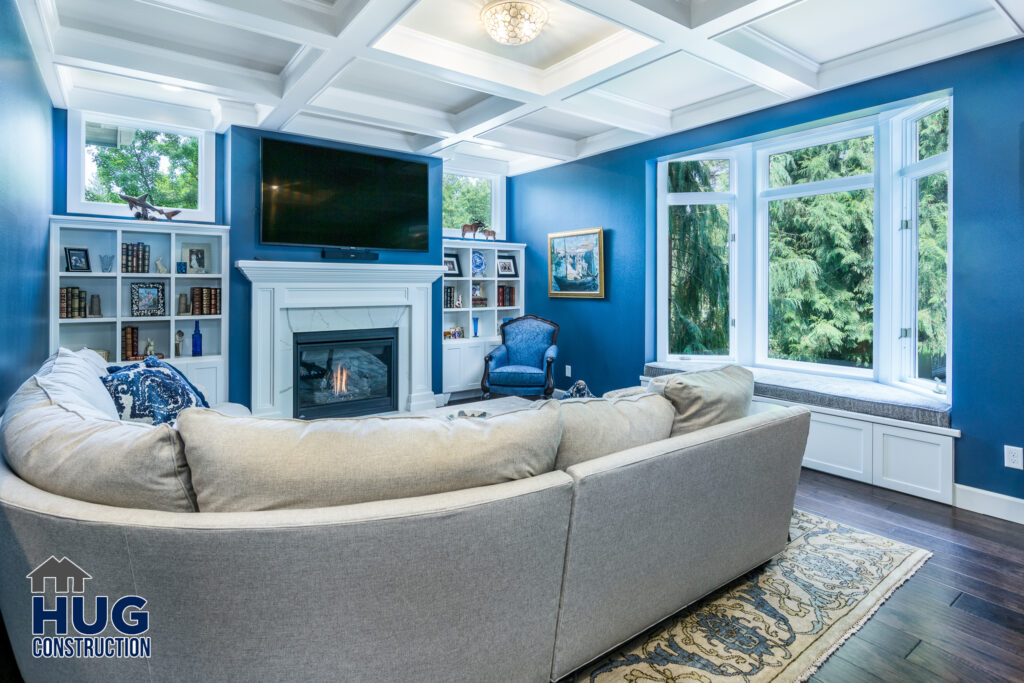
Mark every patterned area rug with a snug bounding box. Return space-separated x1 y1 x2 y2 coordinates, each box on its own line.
578 509 930 682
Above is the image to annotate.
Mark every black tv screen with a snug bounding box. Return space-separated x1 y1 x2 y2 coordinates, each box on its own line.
260 138 429 252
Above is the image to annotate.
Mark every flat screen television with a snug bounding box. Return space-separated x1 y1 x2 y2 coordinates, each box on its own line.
260 138 429 252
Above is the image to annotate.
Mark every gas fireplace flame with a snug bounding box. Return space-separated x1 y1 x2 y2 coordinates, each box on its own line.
333 365 349 396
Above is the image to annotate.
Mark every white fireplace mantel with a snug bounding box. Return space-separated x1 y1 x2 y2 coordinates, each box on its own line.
236 260 446 418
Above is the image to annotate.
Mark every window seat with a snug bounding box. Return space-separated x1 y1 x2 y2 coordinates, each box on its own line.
643 361 951 428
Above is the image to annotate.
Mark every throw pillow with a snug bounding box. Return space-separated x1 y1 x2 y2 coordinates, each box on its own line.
34 348 120 421
176 400 564 512
602 386 649 399
648 365 753 437
103 356 208 425
560 380 595 400
555 393 675 470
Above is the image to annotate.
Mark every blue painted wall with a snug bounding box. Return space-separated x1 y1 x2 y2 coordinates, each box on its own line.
224 126 443 406
0 0 53 413
509 39 1024 501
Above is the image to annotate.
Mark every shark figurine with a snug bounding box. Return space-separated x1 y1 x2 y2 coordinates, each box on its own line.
118 193 182 221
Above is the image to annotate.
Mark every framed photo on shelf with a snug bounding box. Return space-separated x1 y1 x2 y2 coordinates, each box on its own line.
130 282 166 317
496 254 518 277
64 247 91 272
548 227 605 299
181 242 211 274
443 252 463 277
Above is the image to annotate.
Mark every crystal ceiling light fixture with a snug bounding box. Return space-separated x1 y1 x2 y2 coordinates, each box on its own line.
481 1 549 46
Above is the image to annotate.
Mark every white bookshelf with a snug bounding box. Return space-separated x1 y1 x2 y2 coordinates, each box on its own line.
441 238 526 395
49 216 230 403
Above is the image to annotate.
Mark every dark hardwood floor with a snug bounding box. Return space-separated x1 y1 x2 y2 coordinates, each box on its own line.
796 468 1024 683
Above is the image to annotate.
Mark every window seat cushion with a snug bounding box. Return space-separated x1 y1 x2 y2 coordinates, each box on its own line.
643 361 950 428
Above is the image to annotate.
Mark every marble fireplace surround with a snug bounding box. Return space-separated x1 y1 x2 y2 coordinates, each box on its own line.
236 260 446 418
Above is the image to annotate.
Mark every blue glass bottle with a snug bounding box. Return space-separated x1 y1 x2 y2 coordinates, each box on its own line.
192 321 202 357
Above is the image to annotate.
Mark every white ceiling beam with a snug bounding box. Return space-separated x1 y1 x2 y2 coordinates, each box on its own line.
68 87 214 130
307 89 455 138
575 128 647 158
987 0 1024 33
568 0 818 96
716 26 819 82
476 126 579 161
442 151 511 176
132 0 341 49
12 0 66 106
670 85 783 132
453 97 528 134
259 0 414 130
51 27 282 104
688 0 807 38
282 112 433 153
214 99 259 132
557 91 672 136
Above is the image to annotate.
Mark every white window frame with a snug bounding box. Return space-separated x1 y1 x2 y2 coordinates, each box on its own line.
67 110 216 223
656 151 739 362
754 119 878 379
441 167 507 241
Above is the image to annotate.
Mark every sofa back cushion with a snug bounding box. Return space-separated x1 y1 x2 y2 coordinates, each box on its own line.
649 365 753 437
1 353 197 512
556 394 675 470
176 400 563 512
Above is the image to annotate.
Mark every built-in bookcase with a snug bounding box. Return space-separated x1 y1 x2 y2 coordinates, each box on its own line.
49 216 230 403
441 238 526 395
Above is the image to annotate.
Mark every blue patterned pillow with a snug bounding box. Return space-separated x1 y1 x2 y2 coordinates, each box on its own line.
560 380 595 400
102 356 209 425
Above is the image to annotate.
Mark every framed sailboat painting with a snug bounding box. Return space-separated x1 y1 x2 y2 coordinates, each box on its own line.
548 227 605 298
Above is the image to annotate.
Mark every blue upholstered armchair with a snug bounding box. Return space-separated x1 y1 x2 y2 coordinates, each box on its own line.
481 315 559 397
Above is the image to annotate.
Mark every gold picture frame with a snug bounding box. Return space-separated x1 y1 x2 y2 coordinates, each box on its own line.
548 227 605 298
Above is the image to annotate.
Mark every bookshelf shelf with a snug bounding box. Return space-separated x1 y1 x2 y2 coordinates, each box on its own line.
50 216 231 403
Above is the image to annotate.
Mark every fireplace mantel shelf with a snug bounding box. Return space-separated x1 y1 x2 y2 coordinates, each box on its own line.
236 260 446 285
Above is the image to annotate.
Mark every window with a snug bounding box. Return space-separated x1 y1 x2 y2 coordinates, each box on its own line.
442 170 505 239
67 111 216 222
657 96 952 398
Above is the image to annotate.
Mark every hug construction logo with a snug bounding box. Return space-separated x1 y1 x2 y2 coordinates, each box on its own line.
26 556 151 659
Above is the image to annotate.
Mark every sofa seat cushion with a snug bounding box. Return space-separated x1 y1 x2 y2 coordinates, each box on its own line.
1 355 197 512
489 365 546 387
102 356 208 425
648 365 753 437
176 400 564 512
556 394 675 470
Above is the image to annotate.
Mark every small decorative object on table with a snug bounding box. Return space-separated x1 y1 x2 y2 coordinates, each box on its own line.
129 282 166 317
472 317 479 338
548 227 605 298
99 254 115 273
443 252 463 276
560 380 595 399
88 294 102 318
461 219 494 240
144 338 156 357
182 243 211 274
192 321 203 357
471 250 487 275
176 261 187 274
496 254 518 277
177 293 190 315
175 330 184 357
455 294 463 309
64 247 90 272
154 257 169 274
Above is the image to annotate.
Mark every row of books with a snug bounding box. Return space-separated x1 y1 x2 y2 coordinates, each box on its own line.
443 285 459 308
497 285 516 307
59 287 89 318
190 287 222 316
120 326 165 361
122 242 151 273
472 296 488 308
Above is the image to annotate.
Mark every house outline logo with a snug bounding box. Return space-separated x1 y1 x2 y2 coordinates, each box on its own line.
26 556 92 594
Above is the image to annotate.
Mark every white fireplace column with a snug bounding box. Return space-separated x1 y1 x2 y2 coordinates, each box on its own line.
236 260 446 418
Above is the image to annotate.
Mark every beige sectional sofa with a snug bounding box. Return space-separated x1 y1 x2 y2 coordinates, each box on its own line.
0 351 810 683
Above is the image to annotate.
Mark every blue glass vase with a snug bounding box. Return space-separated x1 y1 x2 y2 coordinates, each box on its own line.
192 321 202 357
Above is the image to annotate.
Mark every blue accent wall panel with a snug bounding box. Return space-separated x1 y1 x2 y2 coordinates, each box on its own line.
0 0 53 413
509 38 1024 501
225 126 443 406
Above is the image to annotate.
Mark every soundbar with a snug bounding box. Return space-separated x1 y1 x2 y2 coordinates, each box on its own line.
321 248 380 261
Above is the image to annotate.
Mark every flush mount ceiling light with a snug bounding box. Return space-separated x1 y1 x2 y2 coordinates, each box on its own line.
481 1 549 46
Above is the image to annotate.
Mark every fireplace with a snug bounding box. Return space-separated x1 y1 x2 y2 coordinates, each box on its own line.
293 328 398 419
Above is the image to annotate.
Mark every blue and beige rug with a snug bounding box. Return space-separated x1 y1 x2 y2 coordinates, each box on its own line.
579 509 930 682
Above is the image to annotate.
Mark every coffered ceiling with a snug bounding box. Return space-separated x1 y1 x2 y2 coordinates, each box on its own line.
14 0 1024 175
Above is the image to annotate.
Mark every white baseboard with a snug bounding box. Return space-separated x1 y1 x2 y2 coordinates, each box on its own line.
954 484 1024 525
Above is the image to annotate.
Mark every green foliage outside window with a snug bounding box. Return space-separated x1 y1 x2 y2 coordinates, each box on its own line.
442 174 491 231
85 127 199 209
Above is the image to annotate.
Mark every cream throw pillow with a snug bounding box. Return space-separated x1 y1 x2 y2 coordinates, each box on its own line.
1 375 197 512
601 386 649 399
177 400 563 512
556 394 675 470
648 366 753 436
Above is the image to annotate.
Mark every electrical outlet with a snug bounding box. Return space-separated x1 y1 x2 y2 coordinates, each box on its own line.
1005 445 1024 470
565 365 572 377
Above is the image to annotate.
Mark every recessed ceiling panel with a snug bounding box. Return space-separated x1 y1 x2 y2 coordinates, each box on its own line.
595 52 752 111
510 108 613 140
748 0 994 64
397 0 621 70
55 0 302 74
332 59 490 113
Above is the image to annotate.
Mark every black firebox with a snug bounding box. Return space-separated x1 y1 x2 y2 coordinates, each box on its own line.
292 328 398 419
